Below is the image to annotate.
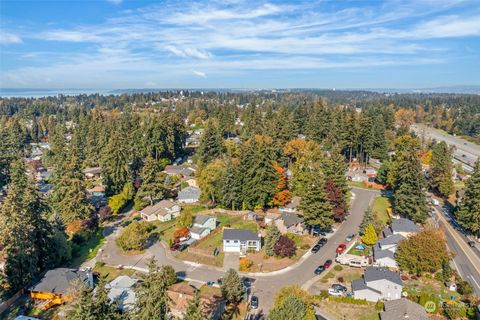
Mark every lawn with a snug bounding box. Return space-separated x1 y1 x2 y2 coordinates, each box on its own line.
181 204 208 215
69 228 106 267
348 243 371 256
93 261 137 282
152 219 177 242
317 299 379 320
372 196 392 226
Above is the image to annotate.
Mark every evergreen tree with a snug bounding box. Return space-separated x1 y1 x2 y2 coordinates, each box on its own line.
358 114 374 164
220 158 243 210
220 268 244 305
361 224 378 245
321 148 349 198
456 160 480 235
430 141 454 197
197 118 224 164
299 171 333 229
269 295 309 320
265 224 281 256
134 155 166 210
185 291 204 320
102 131 131 194
371 114 388 160
392 136 428 223
67 283 97 320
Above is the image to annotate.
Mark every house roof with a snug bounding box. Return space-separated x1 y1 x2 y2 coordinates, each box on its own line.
391 218 421 233
377 234 405 247
276 212 304 228
380 298 428 320
106 276 138 310
87 184 106 193
284 196 301 209
373 245 396 260
141 200 177 217
190 226 209 235
168 282 196 296
382 227 393 238
83 167 102 175
351 279 382 295
178 186 201 201
223 228 260 242
364 267 402 286
194 214 214 226
30 268 89 295
165 165 195 176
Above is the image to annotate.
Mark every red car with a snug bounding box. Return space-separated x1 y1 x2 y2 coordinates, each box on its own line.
336 243 347 254
323 259 333 268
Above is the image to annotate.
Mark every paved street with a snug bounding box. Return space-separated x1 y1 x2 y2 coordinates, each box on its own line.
96 187 380 313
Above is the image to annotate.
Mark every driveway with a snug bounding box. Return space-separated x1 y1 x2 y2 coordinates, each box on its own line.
223 253 240 271
95 187 380 313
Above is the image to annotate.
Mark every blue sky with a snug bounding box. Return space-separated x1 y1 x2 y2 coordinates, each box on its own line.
1 0 479 89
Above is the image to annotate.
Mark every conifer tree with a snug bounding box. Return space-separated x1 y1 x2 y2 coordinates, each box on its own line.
299 170 333 229
456 160 480 235
220 158 243 210
321 148 349 198
134 155 166 210
269 295 309 320
197 118 224 164
265 224 281 256
361 224 378 245
102 131 131 194
430 141 454 197
185 291 204 320
371 114 389 160
220 268 244 305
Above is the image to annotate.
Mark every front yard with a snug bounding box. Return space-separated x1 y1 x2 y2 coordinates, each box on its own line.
69 228 106 267
372 196 392 226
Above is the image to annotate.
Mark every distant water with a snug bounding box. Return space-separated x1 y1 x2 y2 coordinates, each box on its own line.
0 88 115 98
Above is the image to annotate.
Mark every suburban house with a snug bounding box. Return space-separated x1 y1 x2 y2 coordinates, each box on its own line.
222 228 261 253
263 208 282 225
106 275 138 311
177 186 201 203
373 234 406 268
82 167 102 180
352 267 403 302
30 268 93 310
382 218 421 238
380 298 428 320
275 211 306 235
190 214 217 240
279 196 301 213
140 200 181 222
167 282 226 320
164 165 195 177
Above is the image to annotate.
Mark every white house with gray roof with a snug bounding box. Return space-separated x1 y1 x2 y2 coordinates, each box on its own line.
106 275 138 311
190 214 216 240
383 218 421 238
177 186 201 203
140 200 181 222
352 267 403 302
373 234 406 268
222 228 261 253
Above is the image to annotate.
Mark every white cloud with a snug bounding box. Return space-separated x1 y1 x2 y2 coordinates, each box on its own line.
107 0 122 4
0 32 22 44
192 70 207 78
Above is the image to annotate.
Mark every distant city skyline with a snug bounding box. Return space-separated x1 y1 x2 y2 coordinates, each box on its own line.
1 0 479 89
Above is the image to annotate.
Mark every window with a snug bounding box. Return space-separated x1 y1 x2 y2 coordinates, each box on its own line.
247 241 257 247
234 240 239 243
226 240 230 243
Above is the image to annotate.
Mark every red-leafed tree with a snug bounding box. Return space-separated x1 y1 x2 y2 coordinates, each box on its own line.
173 227 190 242
272 162 292 206
274 235 296 258
325 180 347 222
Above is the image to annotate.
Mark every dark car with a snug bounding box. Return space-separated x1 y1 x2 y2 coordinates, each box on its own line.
250 296 259 309
318 237 328 245
178 244 188 252
332 284 347 292
324 259 333 268
314 265 326 275
467 240 476 247
311 244 321 253
170 243 180 251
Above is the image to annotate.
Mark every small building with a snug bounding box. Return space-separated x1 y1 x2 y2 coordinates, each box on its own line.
222 228 261 254
106 275 138 311
380 298 428 320
352 267 403 302
264 208 282 225
190 215 217 240
30 268 93 310
280 196 301 213
245 211 257 221
390 218 421 238
275 211 306 235
164 165 195 177
140 200 181 222
373 234 406 268
177 186 201 203
83 167 102 180
446 280 457 292
167 282 225 320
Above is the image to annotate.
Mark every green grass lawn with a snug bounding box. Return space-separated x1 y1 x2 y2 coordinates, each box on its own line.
181 204 208 215
348 243 371 256
93 261 137 282
69 228 106 267
372 196 392 226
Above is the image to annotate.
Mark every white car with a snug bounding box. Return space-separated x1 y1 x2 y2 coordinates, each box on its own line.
328 288 344 296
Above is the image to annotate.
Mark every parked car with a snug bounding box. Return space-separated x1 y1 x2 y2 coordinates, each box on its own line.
314 265 326 275
328 288 344 296
250 296 259 309
170 243 180 251
178 244 188 252
324 259 333 268
318 237 328 245
207 281 216 286
336 244 347 254
311 244 321 253
332 284 347 292
467 240 476 247
346 234 355 242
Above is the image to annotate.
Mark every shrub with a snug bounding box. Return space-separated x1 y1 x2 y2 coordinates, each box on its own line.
375 301 385 311
318 290 329 300
109 182 134 214
443 301 466 319
274 235 296 258
457 280 474 295
116 221 151 251
239 258 253 272
334 265 343 272
337 276 344 283
324 272 334 279
328 296 368 305
424 273 432 279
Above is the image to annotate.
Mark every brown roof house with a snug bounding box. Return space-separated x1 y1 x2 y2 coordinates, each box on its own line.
274 211 306 235
140 200 181 222
167 282 225 320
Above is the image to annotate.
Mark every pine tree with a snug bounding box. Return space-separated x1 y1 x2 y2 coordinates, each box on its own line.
134 155 166 210
430 141 454 197
67 283 97 320
220 268 244 305
220 158 243 210
102 132 131 195
299 171 333 229
197 118 224 164
392 135 428 223
185 291 204 320
321 149 348 198
456 160 480 235
361 224 378 245
371 114 388 160
265 224 281 256
269 295 309 320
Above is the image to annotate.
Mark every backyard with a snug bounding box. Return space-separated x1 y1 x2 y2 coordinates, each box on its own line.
69 228 106 267
371 196 392 226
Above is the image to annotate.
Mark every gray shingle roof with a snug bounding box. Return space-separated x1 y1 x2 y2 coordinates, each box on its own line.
222 228 260 242
284 196 301 209
30 268 89 295
377 234 405 247
373 245 395 260
276 212 304 228
194 214 214 226
190 226 209 235
380 298 428 320
382 227 393 238
141 200 177 217
351 279 382 294
178 186 201 201
364 267 402 286
391 218 421 233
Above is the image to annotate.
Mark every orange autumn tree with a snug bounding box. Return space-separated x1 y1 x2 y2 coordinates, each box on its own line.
272 162 291 206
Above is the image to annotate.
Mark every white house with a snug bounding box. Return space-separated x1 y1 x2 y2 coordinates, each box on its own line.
140 200 181 222
190 215 217 240
222 229 261 254
177 186 201 203
373 234 405 268
383 218 421 238
352 267 403 302
106 275 138 311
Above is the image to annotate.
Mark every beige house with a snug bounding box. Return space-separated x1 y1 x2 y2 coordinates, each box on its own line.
274 212 306 235
140 200 181 222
